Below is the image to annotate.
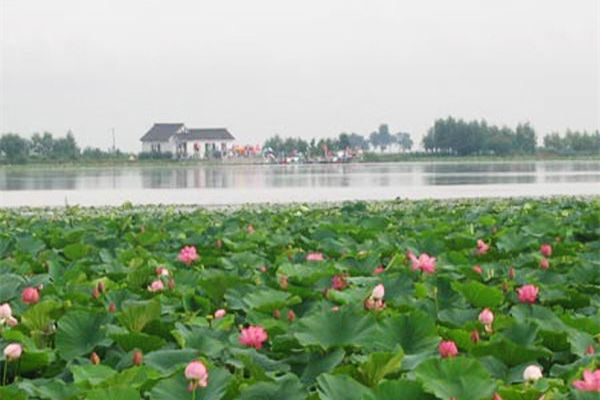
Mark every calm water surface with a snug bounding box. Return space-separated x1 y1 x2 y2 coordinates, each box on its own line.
1 161 599 207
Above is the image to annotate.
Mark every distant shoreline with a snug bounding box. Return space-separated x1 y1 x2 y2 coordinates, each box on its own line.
1 153 599 171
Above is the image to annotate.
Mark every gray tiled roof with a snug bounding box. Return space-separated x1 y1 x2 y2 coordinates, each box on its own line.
181 128 235 141
140 123 184 142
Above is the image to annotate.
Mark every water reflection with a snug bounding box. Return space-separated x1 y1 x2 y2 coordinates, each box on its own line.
0 161 599 191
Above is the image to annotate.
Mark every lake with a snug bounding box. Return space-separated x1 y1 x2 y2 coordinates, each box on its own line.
1 161 599 207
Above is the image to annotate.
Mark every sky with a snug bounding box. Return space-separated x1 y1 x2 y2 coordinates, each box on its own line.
1 0 598 152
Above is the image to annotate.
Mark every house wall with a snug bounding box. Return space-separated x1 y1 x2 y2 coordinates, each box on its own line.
142 141 177 155
183 140 234 159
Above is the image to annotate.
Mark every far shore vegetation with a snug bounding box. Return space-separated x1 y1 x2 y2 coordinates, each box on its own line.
1 117 599 167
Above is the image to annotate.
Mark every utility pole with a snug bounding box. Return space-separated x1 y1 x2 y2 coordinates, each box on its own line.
112 128 116 153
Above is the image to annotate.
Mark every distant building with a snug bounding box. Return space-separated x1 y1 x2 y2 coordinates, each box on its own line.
140 123 235 159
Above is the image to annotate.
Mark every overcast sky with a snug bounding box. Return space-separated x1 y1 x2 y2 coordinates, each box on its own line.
1 0 598 151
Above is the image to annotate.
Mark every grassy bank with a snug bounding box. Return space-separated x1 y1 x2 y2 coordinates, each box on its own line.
361 152 600 163
2 153 600 171
1 198 599 399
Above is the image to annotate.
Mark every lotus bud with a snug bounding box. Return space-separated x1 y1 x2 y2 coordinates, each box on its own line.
287 310 296 322
438 340 458 358
3 343 22 361
478 308 494 325
470 329 480 343
22 287 40 305
523 365 542 381
133 350 143 366
278 275 289 290
371 284 385 301
0 303 12 319
90 352 100 365
540 244 552 257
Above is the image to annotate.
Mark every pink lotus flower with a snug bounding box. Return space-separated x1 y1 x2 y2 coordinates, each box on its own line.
586 345 596 355
147 280 164 292
214 309 226 319
476 239 490 255
373 265 385 275
331 275 347 291
540 244 552 257
306 252 324 261
185 360 208 389
540 258 549 270
3 343 22 361
517 284 539 304
473 265 483 275
438 340 458 358
411 253 436 274
247 224 255 234
178 245 199 265
492 393 503 400
22 287 40 305
155 266 169 277
371 284 385 300
478 308 494 325
573 369 600 391
508 267 516 279
0 303 12 319
239 325 268 349
5 316 18 327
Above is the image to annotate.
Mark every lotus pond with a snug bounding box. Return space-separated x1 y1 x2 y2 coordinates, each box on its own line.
0 199 599 399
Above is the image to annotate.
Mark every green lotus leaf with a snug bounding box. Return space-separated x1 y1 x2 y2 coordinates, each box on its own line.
143 349 199 375
317 373 372 400
293 306 377 350
414 357 496 400
362 380 435 400
117 298 161 333
376 310 440 357
55 310 111 360
86 387 141 400
147 367 231 400
453 281 504 308
239 374 306 400
357 348 404 387
70 364 117 386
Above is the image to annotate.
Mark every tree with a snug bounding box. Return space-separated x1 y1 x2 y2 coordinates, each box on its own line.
51 130 80 160
395 132 413 152
347 133 368 150
369 124 394 152
0 134 30 164
338 133 351 150
31 132 54 158
514 123 537 154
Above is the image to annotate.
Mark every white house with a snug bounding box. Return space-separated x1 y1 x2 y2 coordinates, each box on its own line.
140 123 235 159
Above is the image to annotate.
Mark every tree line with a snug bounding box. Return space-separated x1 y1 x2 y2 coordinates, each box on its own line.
0 131 127 164
422 117 599 156
1 118 599 164
264 124 413 157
